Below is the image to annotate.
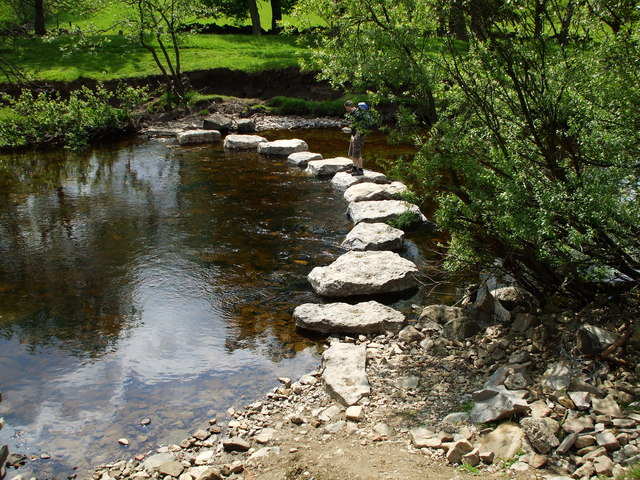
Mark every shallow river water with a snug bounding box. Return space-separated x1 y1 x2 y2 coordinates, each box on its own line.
0 130 453 479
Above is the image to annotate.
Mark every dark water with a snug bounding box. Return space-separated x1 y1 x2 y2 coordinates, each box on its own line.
0 130 461 479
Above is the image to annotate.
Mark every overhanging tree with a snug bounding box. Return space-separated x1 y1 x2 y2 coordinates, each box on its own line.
293 0 640 304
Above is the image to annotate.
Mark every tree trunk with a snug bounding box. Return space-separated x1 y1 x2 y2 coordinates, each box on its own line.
248 0 261 35
449 1 468 41
558 0 574 45
34 0 46 36
271 0 282 32
533 0 546 37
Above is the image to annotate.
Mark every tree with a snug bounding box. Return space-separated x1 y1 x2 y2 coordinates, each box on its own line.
293 0 640 304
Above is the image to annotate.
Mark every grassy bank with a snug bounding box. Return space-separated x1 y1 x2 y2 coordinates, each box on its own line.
0 33 306 83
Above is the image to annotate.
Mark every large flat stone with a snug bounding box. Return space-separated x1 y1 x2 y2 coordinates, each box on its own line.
322 342 370 405
257 139 308 156
331 171 388 188
477 422 524 461
344 181 408 203
348 200 428 225
293 301 406 334
340 222 404 251
287 151 323 167
306 157 353 177
307 251 419 297
176 129 221 145
223 134 268 150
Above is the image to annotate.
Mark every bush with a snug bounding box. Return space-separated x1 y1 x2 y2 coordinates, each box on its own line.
0 84 149 150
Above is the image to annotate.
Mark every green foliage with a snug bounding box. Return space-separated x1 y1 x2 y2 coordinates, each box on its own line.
617 462 640 480
294 0 640 304
0 84 149 150
266 96 345 116
0 34 303 83
458 462 480 474
387 210 421 229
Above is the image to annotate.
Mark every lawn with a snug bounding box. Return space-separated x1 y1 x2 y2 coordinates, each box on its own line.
0 33 306 83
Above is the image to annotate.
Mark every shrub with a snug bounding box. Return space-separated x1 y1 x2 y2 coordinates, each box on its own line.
0 83 149 150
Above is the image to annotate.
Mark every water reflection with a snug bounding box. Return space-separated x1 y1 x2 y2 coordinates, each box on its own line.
0 131 451 478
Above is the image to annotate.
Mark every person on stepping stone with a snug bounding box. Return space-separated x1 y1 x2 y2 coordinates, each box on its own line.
343 100 371 176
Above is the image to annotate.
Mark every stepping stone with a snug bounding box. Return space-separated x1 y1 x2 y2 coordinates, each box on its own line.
223 134 268 150
306 157 353 177
322 342 370 406
348 200 428 225
344 181 408 203
257 139 308 156
331 171 387 188
176 129 221 145
293 301 406 334
287 151 323 167
308 250 419 297
340 222 404 251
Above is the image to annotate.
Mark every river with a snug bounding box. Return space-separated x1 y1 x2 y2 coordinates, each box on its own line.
0 129 455 479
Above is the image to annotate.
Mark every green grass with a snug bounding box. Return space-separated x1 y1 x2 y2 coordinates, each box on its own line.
0 33 306 83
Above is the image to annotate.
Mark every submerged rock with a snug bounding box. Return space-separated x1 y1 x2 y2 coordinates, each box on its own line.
293 301 405 334
307 251 419 297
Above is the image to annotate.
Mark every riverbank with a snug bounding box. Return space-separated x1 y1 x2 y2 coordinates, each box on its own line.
73 125 639 480
79 294 639 480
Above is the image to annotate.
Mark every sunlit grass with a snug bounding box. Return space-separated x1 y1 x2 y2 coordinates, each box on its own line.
0 33 306 82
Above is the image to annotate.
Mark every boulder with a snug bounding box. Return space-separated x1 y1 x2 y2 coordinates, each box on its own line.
348 200 427 225
322 342 370 406
476 422 524 461
257 139 308 156
287 151 323 167
576 324 620 355
176 129 221 145
491 286 538 310
410 428 442 449
307 251 419 297
331 171 388 188
442 315 482 341
203 113 233 132
470 385 530 423
474 285 511 323
293 301 405 334
340 222 404 251
520 417 560 454
306 157 353 177
236 118 256 133
343 181 408 203
223 134 268 150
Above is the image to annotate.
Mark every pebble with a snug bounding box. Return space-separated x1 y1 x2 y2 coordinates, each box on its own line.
118 438 130 446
